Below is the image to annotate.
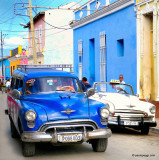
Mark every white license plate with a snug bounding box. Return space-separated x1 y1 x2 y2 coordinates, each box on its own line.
124 121 139 126
58 134 82 142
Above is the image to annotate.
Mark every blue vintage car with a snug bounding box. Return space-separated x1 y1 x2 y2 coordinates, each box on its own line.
6 66 111 157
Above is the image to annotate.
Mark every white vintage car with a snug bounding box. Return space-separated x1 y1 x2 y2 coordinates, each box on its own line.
90 81 157 135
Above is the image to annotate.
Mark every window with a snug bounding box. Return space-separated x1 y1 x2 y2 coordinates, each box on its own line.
78 40 83 80
100 31 106 82
117 39 124 57
35 30 38 38
39 26 42 37
35 30 39 52
39 26 42 51
11 78 16 89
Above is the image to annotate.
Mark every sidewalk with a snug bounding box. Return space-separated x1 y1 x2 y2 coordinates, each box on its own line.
150 118 159 134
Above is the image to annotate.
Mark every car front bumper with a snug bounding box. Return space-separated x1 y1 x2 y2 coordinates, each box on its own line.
108 116 157 128
21 128 112 142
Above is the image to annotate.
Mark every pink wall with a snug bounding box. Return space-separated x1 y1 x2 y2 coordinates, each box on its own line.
29 14 45 52
20 51 28 65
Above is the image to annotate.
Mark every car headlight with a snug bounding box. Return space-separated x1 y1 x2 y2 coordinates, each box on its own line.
106 102 115 115
25 110 36 121
150 106 156 114
101 108 109 118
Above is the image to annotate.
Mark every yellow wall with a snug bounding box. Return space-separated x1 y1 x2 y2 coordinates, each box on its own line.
137 0 158 100
10 60 20 76
10 46 22 76
18 46 22 54
136 0 144 3
142 15 151 99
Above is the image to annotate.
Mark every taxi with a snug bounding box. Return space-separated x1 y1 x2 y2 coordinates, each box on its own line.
90 80 157 135
5 65 111 157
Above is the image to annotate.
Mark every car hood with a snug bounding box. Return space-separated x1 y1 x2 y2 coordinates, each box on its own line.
92 92 153 113
22 92 89 121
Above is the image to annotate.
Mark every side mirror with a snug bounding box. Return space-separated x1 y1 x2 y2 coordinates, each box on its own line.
87 88 95 97
12 89 21 99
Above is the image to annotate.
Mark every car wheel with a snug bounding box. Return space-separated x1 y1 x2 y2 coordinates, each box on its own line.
10 119 19 138
141 126 149 135
92 138 108 152
22 142 35 157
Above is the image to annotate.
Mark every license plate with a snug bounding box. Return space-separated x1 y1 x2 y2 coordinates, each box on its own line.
124 121 139 126
58 134 82 142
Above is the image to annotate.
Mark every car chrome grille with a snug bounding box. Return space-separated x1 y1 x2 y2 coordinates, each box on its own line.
39 119 98 132
45 126 94 134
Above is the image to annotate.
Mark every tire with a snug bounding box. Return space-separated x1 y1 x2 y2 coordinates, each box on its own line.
10 119 19 138
92 138 108 152
22 142 35 157
141 127 149 135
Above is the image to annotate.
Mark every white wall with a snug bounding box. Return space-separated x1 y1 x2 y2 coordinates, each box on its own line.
44 2 80 65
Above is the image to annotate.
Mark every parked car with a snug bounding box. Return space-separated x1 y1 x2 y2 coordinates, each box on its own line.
5 65 111 157
90 80 157 135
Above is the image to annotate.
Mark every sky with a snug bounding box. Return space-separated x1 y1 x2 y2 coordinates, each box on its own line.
0 0 89 58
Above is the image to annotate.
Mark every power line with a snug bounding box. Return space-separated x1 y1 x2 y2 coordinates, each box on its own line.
0 4 14 18
70 0 83 8
0 24 70 32
32 9 71 30
0 16 17 25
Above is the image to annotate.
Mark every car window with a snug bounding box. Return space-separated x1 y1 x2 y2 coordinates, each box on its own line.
10 78 16 89
19 80 23 88
24 77 82 95
15 79 20 89
94 82 134 95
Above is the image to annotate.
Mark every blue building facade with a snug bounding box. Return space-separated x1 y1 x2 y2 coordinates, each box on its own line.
71 0 137 94
0 58 10 79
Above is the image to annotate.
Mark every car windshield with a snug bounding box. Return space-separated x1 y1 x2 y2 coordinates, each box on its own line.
93 82 134 95
25 77 82 95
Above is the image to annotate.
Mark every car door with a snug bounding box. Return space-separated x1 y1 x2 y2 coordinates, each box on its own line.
9 78 23 130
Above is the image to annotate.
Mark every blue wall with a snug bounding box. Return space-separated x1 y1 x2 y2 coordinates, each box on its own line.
73 4 137 94
0 59 10 79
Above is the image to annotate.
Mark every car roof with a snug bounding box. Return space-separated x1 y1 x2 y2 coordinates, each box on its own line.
12 67 78 81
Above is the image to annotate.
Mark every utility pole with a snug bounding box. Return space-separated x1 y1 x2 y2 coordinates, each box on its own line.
1 32 8 77
1 32 4 77
28 0 37 64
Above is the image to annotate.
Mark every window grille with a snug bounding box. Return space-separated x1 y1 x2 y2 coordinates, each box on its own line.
78 40 83 80
100 31 106 82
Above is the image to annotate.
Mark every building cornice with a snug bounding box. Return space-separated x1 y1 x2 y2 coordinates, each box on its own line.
70 0 134 29
136 0 156 6
74 0 95 13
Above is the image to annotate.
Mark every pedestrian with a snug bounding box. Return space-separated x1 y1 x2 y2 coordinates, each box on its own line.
0 79 4 93
0 79 2 93
81 77 91 89
6 79 11 89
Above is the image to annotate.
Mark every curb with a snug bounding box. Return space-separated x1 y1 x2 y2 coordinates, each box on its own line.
150 128 159 134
